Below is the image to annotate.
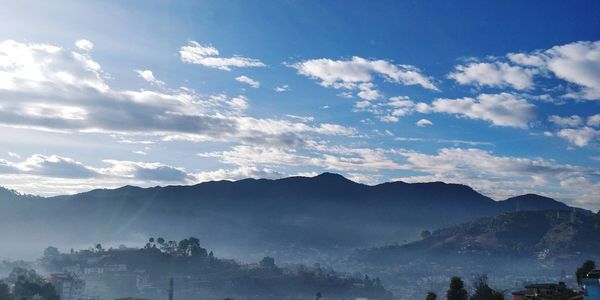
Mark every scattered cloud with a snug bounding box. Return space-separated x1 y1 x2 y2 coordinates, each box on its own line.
235 75 260 88
416 118 433 127
548 115 583 127
353 96 418 123
135 69 165 86
556 127 600 147
0 40 354 148
547 114 600 146
418 93 536 129
274 84 290 92
448 62 537 90
74 39 93 51
7 152 20 159
179 41 265 71
291 56 438 100
587 114 600 127
396 147 597 205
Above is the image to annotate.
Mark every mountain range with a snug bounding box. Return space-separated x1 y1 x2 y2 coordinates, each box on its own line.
0 173 583 261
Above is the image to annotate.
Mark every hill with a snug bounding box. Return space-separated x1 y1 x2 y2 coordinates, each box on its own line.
354 210 600 263
0 173 584 261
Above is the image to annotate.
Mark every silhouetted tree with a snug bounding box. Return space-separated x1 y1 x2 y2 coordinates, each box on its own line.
471 275 505 300
259 256 276 268
43 247 60 259
577 260 596 285
425 292 437 300
8 268 58 300
157 237 165 245
149 237 155 243
446 276 468 300
421 230 431 239
315 292 322 300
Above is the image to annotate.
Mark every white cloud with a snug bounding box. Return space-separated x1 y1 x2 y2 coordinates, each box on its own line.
508 40 600 100
415 118 433 127
356 82 382 100
396 147 597 206
274 84 290 92
507 52 545 67
448 62 537 90
134 69 165 86
587 114 600 127
74 39 93 51
101 160 193 182
0 154 98 178
556 127 600 147
193 166 283 182
7 152 20 158
179 41 265 71
543 41 600 100
0 40 353 148
235 75 260 88
353 96 418 122
419 93 536 129
291 56 438 100
199 144 402 171
548 115 583 127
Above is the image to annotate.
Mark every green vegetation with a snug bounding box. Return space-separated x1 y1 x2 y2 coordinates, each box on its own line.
446 276 468 300
0 268 58 300
37 237 392 300
470 275 505 300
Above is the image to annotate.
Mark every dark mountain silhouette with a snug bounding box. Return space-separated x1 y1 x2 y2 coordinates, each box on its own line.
0 173 585 261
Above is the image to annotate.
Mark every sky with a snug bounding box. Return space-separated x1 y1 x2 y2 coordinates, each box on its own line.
0 0 599 210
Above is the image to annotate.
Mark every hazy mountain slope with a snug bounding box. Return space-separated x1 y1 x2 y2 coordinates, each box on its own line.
355 210 600 264
0 173 583 261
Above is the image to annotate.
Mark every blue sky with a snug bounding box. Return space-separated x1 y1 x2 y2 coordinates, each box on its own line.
0 0 599 210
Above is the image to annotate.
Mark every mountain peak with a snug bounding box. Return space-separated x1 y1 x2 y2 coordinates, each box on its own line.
312 172 356 184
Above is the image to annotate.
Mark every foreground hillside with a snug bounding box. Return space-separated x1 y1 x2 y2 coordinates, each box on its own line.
11 237 393 300
356 210 600 263
346 210 600 298
0 173 580 261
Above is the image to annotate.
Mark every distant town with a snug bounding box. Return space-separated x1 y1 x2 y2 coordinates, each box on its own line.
0 238 599 300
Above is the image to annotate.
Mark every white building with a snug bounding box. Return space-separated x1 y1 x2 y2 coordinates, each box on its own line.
50 273 85 300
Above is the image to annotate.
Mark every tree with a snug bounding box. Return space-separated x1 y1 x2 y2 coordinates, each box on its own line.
446 276 468 300
157 237 165 245
43 246 60 259
8 268 58 300
149 237 155 243
259 256 276 268
425 292 437 300
178 239 190 256
0 281 10 300
421 230 432 239
576 260 596 285
471 275 492 300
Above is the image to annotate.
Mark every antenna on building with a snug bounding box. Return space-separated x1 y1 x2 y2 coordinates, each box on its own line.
168 277 174 300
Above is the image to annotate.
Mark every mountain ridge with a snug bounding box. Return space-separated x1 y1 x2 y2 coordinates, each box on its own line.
0 173 587 261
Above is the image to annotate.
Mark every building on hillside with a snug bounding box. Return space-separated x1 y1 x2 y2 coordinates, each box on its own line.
583 270 600 300
512 281 578 300
49 273 86 300
114 297 150 300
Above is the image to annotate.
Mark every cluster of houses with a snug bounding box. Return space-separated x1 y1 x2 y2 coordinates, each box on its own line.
511 270 600 300
44 267 600 300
